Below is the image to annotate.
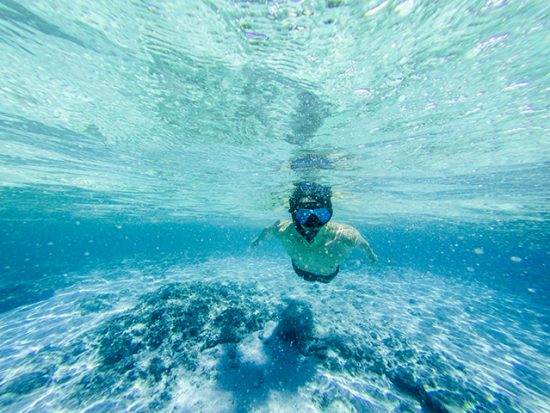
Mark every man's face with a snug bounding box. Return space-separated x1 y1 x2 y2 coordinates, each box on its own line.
292 198 332 230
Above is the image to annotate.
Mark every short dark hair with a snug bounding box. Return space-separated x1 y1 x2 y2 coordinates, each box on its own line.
289 182 332 213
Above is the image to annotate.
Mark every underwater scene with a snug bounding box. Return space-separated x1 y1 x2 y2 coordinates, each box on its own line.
0 1 549 412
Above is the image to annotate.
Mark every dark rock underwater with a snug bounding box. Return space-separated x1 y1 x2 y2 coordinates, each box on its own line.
0 279 519 412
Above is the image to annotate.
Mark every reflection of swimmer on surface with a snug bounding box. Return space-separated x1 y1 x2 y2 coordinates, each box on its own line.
290 154 333 172
251 182 377 283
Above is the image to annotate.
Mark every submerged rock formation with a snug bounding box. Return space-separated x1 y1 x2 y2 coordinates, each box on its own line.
0 280 518 412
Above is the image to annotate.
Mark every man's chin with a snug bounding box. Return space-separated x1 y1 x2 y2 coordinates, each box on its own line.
302 227 320 240
294 221 322 241
303 226 320 233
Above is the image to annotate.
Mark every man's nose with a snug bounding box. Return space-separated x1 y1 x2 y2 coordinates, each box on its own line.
305 215 321 227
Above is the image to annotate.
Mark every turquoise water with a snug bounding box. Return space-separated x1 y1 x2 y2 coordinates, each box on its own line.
0 1 549 412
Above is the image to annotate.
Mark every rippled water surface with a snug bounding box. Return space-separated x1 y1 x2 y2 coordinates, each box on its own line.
0 1 549 412
1 0 548 223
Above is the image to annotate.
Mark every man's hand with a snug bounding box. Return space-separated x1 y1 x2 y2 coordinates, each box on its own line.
249 222 278 251
368 251 378 264
249 237 262 248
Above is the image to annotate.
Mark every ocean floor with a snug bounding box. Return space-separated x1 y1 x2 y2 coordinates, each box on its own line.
0 256 548 412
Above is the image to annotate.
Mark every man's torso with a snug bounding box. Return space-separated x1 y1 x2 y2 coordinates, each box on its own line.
274 220 358 275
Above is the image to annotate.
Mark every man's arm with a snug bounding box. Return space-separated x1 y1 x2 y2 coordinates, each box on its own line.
250 220 280 248
353 231 378 264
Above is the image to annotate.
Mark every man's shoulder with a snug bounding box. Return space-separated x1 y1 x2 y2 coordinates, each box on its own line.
327 221 359 233
326 222 361 240
274 219 293 233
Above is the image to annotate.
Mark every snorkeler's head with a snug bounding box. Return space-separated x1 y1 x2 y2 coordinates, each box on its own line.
289 182 333 229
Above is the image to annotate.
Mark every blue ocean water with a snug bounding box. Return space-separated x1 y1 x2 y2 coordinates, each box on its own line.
0 1 549 412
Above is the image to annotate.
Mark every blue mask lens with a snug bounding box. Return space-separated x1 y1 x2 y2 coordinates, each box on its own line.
295 208 331 225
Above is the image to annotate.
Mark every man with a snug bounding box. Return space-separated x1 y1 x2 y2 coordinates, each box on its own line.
251 182 377 283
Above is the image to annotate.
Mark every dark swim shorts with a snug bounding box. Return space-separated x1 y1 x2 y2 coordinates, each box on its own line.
291 260 339 283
